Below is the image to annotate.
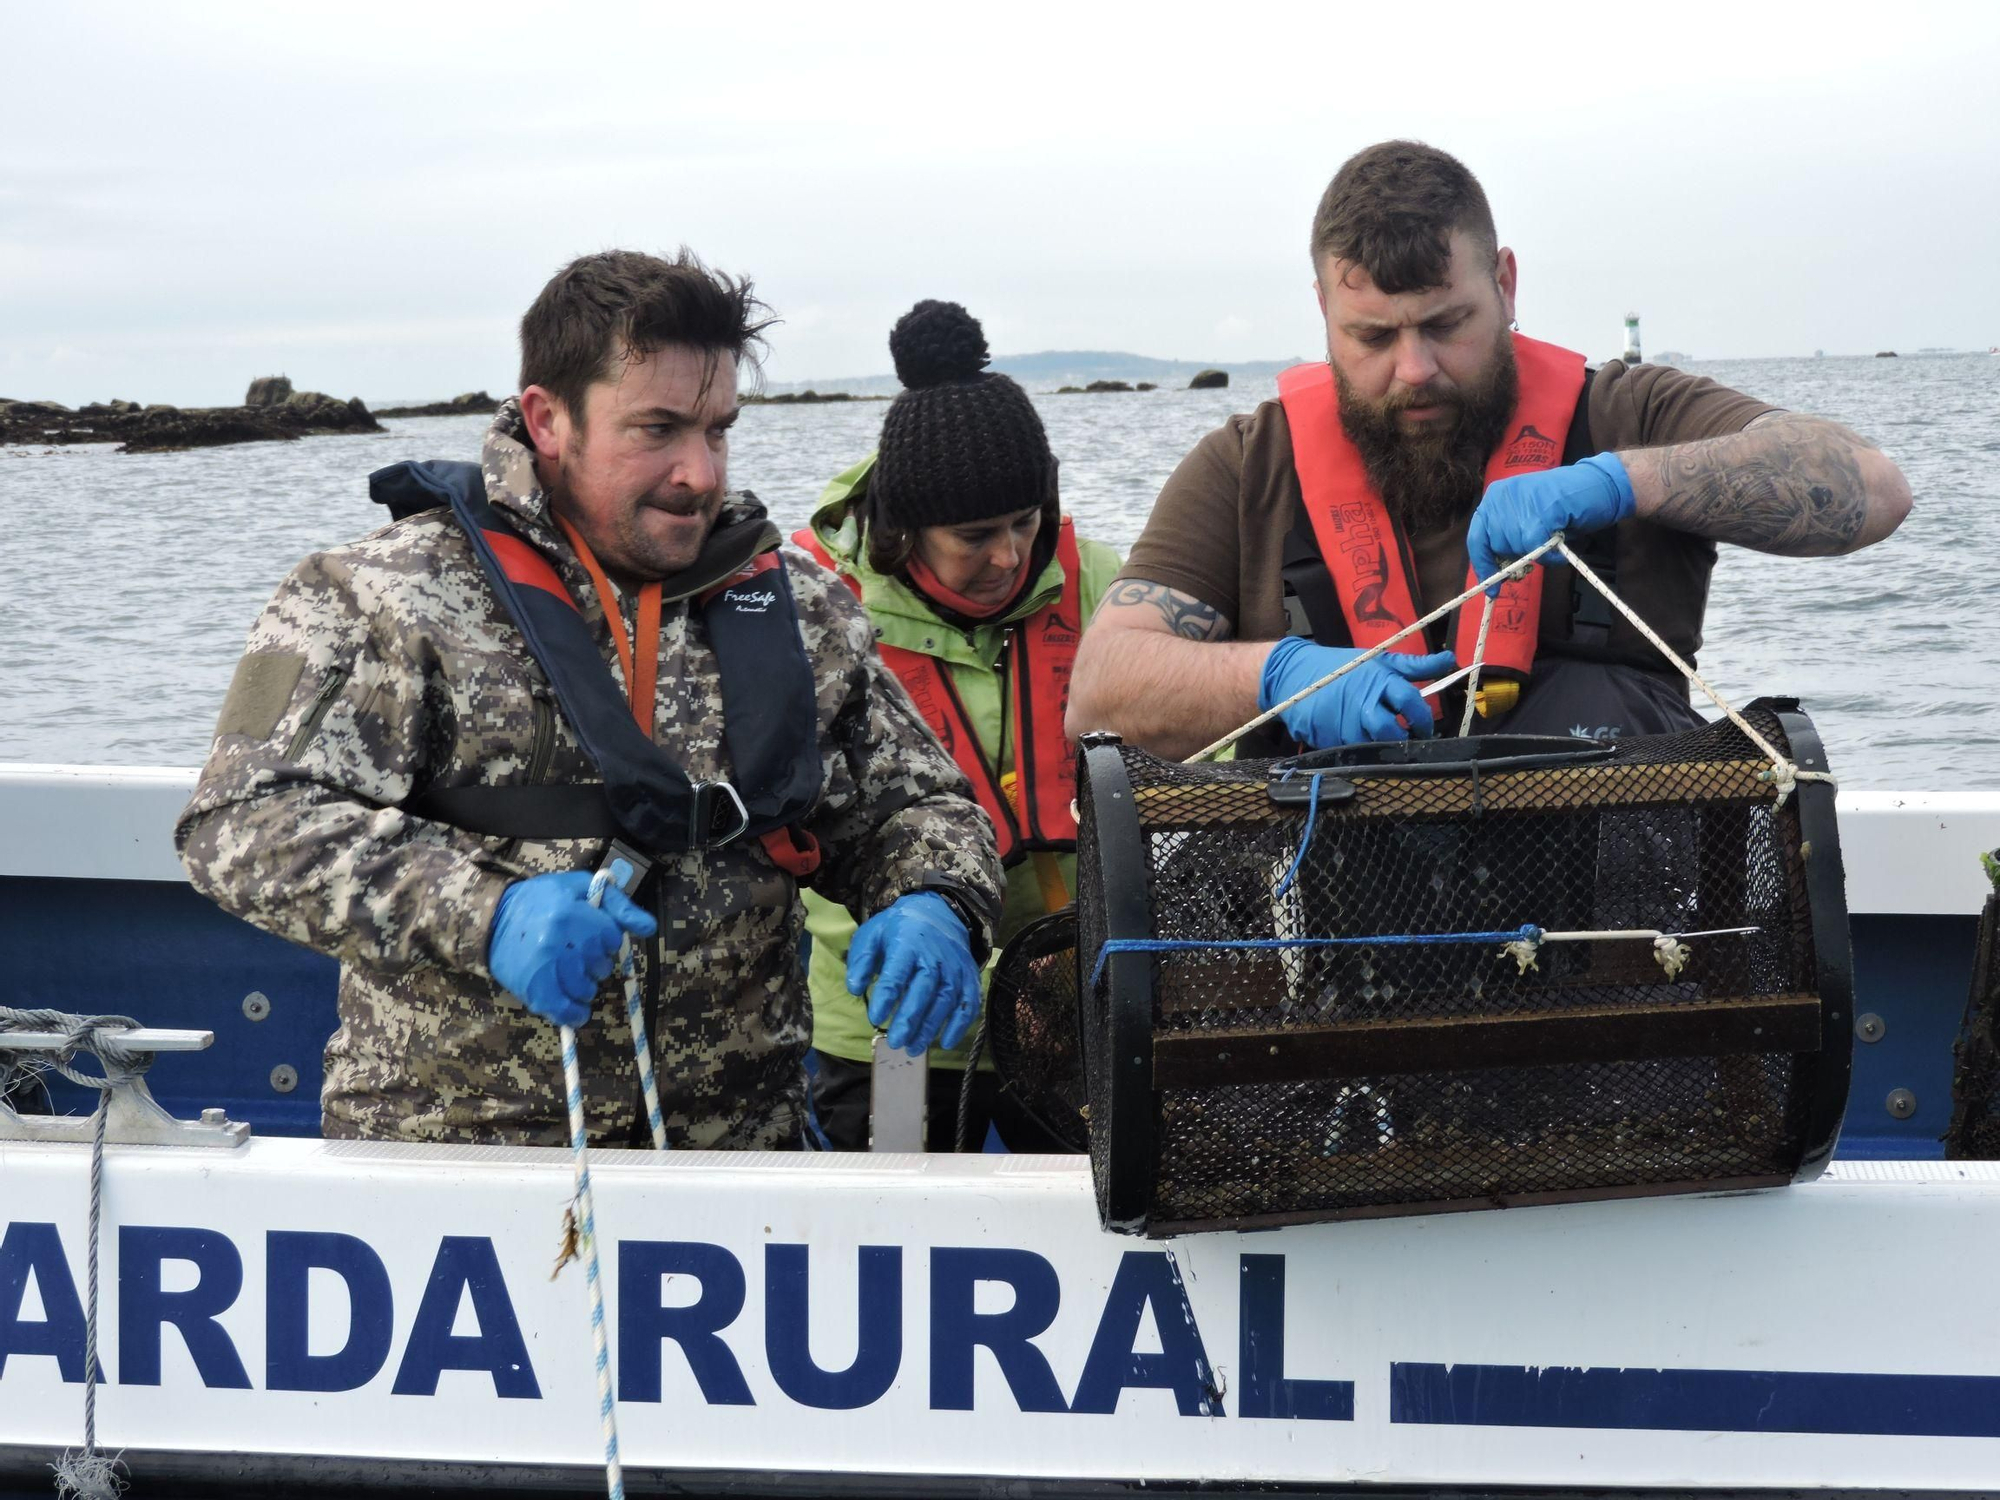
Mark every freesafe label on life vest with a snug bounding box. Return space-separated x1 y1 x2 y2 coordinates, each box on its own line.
719 585 778 614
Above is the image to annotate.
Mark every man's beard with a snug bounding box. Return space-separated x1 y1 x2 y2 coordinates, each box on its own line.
546 437 720 582
1333 331 1519 537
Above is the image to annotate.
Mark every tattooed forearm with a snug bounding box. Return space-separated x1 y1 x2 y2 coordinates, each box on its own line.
1096 580 1234 640
1624 413 1908 556
1070 581 1266 756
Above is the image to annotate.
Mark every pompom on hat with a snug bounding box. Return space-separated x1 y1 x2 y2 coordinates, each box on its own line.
868 300 1057 531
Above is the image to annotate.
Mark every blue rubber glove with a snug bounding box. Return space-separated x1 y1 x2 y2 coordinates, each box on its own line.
488 868 658 1030
1466 452 1636 594
846 892 983 1057
1259 636 1456 748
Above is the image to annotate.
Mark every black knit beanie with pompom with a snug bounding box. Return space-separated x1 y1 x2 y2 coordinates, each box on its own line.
869 300 1056 531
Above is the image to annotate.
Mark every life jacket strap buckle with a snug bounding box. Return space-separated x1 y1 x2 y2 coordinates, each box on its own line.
595 839 654 894
692 780 751 849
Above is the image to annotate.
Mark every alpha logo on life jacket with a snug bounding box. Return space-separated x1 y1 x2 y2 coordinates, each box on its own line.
1503 423 1561 470
1276 333 1588 685
795 519 1082 865
1322 506 1399 625
1350 542 1399 625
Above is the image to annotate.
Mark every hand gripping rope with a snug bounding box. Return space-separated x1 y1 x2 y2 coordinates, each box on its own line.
1187 531 1837 808
1147 532 1836 987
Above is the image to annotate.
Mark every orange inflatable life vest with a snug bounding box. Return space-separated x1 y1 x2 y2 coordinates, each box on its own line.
794 520 1081 866
1275 333 1587 683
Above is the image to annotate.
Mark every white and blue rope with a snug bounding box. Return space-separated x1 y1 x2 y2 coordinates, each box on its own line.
589 869 667 1151
558 1021 622 1500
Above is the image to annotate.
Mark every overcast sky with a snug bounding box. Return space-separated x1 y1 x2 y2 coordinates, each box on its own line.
6 2 1998 408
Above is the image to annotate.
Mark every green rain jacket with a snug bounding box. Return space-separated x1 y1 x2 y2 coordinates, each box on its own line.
802 456 1124 1068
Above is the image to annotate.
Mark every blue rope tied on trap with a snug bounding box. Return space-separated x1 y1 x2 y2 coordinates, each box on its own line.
1272 771 1326 899
1090 926 1545 988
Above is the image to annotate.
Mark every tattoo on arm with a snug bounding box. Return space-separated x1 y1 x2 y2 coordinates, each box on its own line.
1098 580 1234 640
1636 413 1871 555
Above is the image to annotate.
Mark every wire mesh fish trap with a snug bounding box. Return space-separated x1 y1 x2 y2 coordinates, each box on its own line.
1066 700 1852 1235
985 910 1091 1153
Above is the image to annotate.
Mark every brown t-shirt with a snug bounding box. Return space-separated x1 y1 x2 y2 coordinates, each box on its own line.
1119 360 1778 666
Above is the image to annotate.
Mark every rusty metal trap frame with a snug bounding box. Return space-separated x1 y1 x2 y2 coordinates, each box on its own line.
1035 700 1854 1236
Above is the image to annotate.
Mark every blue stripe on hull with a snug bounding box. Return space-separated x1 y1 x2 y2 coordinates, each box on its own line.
1391 1361 2000 1438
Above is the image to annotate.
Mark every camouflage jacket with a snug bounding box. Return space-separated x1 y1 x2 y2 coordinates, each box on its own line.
177 402 1003 1148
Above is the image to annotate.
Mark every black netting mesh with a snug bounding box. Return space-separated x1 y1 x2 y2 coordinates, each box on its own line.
1945 887 2000 1159
1077 750 1116 1222
1056 707 1848 1234
985 909 1090 1153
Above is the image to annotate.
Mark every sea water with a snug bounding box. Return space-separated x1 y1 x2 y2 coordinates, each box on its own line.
2 354 1994 787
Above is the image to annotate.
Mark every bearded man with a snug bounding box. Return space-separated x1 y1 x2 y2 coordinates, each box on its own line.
179 249 1002 1148
1068 140 1912 755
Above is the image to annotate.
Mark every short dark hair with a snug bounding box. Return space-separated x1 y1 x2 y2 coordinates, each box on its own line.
1309 140 1497 295
518 248 777 417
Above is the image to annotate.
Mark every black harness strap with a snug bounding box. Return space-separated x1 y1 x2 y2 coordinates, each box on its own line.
402 783 624 841
1556 372 1617 649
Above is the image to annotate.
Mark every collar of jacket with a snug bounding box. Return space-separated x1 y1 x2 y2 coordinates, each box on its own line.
481 399 781 605
808 455 1066 666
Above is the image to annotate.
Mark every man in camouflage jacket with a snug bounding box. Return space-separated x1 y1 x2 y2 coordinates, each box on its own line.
177 251 1003 1149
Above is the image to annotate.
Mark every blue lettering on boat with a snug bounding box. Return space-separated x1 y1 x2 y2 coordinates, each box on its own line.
267 1230 394 1393
391 1235 539 1398
2 1222 1358 1418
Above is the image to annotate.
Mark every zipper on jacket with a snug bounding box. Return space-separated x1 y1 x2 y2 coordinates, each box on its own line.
495 694 558 860
525 694 556 783
285 665 349 759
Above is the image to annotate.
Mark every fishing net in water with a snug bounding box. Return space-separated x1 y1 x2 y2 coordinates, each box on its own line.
991 699 1854 1235
1945 869 2000 1159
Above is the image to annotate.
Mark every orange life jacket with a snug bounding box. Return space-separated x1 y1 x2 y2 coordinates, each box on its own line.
795 521 1081 866
1275 332 1588 681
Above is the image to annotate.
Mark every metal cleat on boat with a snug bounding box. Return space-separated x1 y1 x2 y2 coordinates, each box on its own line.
0 1021 250 1147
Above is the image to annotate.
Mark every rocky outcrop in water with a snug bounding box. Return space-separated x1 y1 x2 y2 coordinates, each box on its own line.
1188 369 1228 389
245 375 294 406
374 391 502 419
0 390 381 453
739 389 882 405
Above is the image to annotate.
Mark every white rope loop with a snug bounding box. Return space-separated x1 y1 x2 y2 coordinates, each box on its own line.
1549 539 1834 806
1191 526 1837 813
1456 586 1500 740
1186 537 1560 763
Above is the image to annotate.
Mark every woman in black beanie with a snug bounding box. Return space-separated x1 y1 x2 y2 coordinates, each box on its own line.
793 300 1123 1152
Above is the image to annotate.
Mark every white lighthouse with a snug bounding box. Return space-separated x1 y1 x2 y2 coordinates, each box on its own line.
1621 313 1642 365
